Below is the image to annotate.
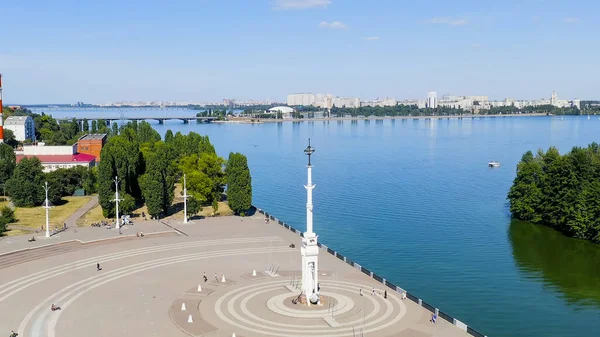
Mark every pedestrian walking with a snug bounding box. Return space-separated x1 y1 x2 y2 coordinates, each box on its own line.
203 272 207 282
384 290 387 299
359 288 363 296
97 263 102 271
371 286 375 296
214 273 218 281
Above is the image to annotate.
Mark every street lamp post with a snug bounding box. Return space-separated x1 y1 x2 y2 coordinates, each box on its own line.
43 181 50 238
182 174 188 223
111 177 122 230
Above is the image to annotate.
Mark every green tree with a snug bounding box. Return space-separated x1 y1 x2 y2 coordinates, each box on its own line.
179 152 225 204
3 129 19 148
0 206 16 234
508 143 600 243
186 195 202 218
82 167 98 195
0 143 16 190
0 206 16 224
225 152 252 214
111 122 119 136
82 119 89 132
91 120 98 133
140 142 176 218
137 121 161 145
5 157 46 207
119 193 136 216
98 135 144 217
164 129 174 144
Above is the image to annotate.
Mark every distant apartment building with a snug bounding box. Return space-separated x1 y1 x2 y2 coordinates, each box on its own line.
332 97 360 108
426 92 438 109
4 115 35 141
287 93 316 106
16 144 95 172
77 133 107 162
287 93 360 109
361 98 397 107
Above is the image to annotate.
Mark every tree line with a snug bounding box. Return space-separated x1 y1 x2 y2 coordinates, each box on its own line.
2 106 123 147
508 143 600 243
0 115 252 234
98 122 252 220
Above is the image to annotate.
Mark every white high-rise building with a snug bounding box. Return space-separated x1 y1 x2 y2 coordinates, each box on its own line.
426 91 438 109
551 91 558 106
4 116 35 141
287 93 315 106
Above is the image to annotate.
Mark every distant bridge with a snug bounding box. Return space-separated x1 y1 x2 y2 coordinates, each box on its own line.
55 116 218 125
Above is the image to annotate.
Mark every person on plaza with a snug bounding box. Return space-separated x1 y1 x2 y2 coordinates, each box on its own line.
214 273 218 281
51 304 61 311
372 286 375 296
203 272 208 282
359 288 363 296
97 263 102 271
384 290 387 299
430 313 437 324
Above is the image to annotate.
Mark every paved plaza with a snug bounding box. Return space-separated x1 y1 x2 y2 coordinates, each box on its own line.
0 214 468 337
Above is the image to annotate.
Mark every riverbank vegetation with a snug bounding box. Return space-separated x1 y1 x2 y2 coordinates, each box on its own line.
508 143 600 243
98 122 253 219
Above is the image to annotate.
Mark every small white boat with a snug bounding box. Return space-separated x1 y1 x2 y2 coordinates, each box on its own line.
488 161 500 168
588 115 591 120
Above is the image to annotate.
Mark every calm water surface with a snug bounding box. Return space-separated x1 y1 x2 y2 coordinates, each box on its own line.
35 108 600 337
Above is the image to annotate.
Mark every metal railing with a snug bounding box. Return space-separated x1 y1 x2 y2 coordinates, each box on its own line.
254 206 487 337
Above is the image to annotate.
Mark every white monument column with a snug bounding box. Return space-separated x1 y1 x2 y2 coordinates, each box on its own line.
301 138 320 305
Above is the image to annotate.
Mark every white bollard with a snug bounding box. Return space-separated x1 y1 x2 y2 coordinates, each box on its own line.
197 284 202 292
252 269 257 276
232 333 236 337
188 314 193 323
181 302 187 311
221 274 226 283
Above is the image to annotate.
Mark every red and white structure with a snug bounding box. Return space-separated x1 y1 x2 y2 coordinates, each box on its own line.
0 73 4 143
16 144 96 172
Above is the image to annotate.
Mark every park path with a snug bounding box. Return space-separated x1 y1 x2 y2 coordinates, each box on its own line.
65 195 99 227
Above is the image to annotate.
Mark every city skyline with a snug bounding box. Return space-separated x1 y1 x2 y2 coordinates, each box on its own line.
1 0 598 104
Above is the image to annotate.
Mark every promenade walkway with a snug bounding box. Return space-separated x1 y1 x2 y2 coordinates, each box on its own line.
0 215 470 337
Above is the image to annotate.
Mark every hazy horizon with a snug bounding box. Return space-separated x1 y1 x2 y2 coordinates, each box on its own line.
1 0 598 104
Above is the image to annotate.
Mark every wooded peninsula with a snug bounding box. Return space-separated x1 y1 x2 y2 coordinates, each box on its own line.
508 143 600 243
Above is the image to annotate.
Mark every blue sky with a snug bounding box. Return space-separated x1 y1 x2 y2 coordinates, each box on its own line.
1 0 597 104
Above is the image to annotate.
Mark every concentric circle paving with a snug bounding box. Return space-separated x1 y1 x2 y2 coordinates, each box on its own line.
205 279 408 337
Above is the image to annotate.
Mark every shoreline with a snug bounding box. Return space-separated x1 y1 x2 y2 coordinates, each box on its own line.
254 206 487 337
215 113 549 124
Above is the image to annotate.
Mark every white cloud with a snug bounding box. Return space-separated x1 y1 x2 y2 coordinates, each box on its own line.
563 17 579 23
319 21 348 29
426 18 469 26
365 36 380 41
274 0 332 10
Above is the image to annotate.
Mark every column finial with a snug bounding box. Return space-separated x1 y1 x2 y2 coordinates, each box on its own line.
304 138 315 166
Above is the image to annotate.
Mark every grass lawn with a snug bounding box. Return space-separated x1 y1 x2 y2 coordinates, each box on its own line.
199 202 233 217
10 196 93 230
2 228 35 237
170 184 234 218
76 204 104 227
77 203 150 226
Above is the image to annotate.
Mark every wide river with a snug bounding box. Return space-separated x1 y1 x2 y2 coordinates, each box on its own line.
33 108 600 337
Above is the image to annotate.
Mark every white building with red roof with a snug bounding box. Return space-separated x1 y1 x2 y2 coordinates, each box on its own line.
15 144 96 172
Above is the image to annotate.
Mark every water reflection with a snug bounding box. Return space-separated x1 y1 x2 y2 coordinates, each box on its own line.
509 220 600 307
